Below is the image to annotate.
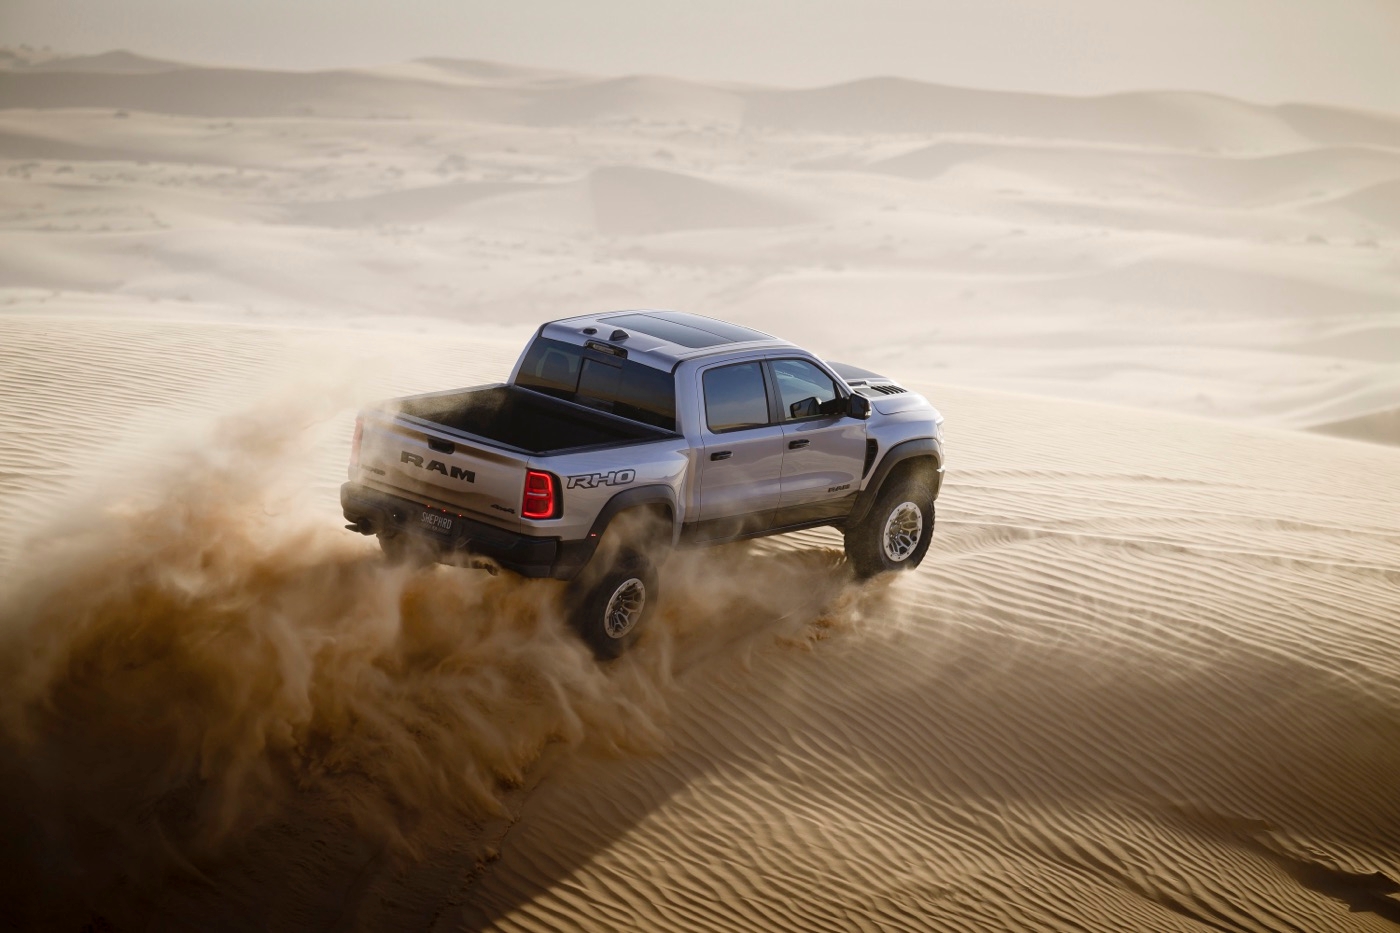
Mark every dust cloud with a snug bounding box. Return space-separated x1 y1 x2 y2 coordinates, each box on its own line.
0 393 884 926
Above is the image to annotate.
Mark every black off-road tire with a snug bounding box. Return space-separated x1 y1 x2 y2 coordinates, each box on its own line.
567 550 658 659
844 473 935 580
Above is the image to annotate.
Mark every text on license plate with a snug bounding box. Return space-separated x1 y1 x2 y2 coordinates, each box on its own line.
420 510 454 533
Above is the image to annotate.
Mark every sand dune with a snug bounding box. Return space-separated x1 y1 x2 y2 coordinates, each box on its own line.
6 57 1400 153
288 167 811 235
5 53 1397 436
0 126 182 163
1312 405 1400 446
1278 102 1400 151
1287 322 1400 364
0 67 527 121
746 78 1400 151
1320 178 1400 234
0 316 1398 932
588 166 811 235
521 76 746 128
15 49 189 75
3 49 1400 930
409 58 579 86
860 141 1400 209
291 180 534 228
1019 258 1400 320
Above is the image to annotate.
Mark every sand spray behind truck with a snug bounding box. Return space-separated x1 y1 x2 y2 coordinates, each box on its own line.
0 379 892 918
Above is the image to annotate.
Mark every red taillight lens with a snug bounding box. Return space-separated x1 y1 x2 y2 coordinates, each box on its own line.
349 416 364 471
522 470 557 520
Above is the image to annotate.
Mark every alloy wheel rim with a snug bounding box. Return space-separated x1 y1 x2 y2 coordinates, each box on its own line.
882 501 923 562
603 577 647 638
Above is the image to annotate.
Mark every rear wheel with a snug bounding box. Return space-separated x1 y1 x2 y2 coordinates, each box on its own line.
844 472 935 579
567 550 658 659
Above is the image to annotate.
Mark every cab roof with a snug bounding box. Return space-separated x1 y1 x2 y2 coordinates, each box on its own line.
542 310 796 368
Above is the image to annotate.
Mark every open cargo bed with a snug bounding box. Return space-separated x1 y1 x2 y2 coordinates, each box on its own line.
395 385 674 454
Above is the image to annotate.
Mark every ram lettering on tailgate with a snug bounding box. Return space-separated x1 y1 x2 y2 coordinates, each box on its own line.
401 451 475 482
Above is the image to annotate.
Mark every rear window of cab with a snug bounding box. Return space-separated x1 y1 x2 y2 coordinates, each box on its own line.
516 337 677 431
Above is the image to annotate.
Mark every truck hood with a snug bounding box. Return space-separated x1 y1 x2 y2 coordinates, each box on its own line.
828 359 920 412
828 360 942 428
870 392 929 416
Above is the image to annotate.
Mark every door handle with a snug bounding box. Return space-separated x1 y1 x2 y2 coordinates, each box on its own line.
788 439 810 449
710 450 732 461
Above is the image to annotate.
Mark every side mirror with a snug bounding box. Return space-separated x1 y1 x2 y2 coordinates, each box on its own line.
789 396 820 419
847 394 871 420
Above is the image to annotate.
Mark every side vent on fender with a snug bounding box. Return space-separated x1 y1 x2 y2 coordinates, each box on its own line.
863 439 879 478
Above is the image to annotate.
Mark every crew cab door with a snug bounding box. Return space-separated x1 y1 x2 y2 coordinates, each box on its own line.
769 357 867 524
693 359 784 540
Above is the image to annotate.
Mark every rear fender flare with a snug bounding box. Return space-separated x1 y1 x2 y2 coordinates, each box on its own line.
849 438 944 526
554 485 678 581
588 484 678 546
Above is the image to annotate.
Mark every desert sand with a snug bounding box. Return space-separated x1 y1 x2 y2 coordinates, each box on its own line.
1 52 1399 931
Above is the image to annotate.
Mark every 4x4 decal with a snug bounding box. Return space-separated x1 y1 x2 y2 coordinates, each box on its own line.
566 469 636 490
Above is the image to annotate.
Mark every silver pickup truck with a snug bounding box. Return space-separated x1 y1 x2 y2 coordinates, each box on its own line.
342 311 945 656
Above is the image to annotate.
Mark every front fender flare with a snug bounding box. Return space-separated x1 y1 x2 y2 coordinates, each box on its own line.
848 437 944 527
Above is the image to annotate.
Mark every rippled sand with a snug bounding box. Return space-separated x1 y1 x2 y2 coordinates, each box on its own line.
3 51 1399 931
0 318 1397 931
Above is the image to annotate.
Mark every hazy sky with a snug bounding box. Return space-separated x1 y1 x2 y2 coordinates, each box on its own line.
5 0 1399 113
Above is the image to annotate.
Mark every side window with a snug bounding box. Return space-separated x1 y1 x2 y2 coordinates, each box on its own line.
703 362 770 432
771 358 838 420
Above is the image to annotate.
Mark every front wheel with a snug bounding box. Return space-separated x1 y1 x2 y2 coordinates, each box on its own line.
844 475 935 579
566 550 658 659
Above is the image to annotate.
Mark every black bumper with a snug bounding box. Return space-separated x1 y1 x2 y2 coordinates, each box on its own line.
340 482 592 580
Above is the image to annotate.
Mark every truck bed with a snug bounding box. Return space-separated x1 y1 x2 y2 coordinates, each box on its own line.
396 384 674 454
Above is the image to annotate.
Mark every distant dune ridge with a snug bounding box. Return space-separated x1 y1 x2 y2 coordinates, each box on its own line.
13 49 189 75
1 48 1396 434
3 52 1400 142
4 54 1400 148
1323 177 1400 234
588 166 812 234
2 48 1400 931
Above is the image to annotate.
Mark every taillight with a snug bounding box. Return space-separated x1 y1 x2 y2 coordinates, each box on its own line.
349 417 363 471
522 470 557 520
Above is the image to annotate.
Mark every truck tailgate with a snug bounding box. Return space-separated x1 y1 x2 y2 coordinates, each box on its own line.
355 412 525 529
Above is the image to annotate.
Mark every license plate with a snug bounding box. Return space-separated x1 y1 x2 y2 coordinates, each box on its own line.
420 510 454 534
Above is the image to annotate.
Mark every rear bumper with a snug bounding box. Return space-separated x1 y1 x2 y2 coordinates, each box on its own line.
340 482 592 580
